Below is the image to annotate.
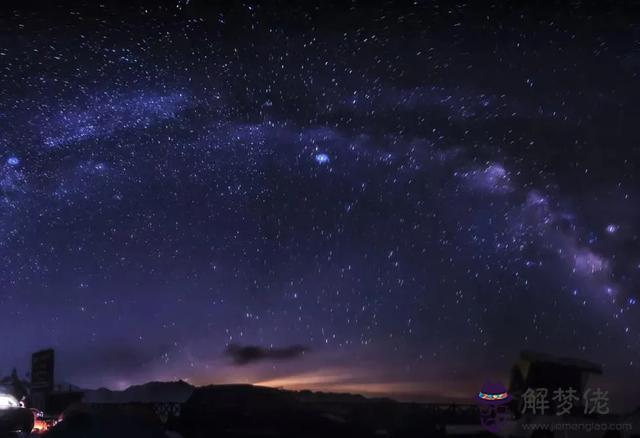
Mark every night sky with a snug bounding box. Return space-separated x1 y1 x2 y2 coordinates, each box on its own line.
1 1 640 410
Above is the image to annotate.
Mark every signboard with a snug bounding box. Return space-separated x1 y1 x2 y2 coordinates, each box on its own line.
31 349 55 392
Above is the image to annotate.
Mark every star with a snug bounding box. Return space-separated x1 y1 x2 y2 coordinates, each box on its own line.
605 224 619 234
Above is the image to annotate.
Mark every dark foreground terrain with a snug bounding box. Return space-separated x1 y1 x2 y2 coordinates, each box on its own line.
21 384 479 438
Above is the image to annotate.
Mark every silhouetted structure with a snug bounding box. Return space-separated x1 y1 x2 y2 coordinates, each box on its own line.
509 350 603 414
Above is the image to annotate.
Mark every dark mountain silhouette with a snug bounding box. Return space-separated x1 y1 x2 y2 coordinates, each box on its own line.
46 382 451 437
178 384 443 438
82 380 194 404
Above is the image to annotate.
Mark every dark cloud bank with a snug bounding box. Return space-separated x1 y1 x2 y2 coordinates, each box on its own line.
225 344 309 366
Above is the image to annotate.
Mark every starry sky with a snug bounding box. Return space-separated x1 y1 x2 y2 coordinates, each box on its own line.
1 1 640 410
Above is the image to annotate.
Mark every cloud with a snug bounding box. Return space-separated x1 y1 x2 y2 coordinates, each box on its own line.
224 344 309 366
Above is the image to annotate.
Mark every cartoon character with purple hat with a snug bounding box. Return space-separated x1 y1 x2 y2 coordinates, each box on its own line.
477 381 512 433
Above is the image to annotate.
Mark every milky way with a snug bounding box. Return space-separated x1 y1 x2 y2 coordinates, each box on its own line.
1 1 639 409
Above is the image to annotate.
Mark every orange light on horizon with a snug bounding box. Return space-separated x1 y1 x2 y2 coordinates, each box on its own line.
254 368 471 402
